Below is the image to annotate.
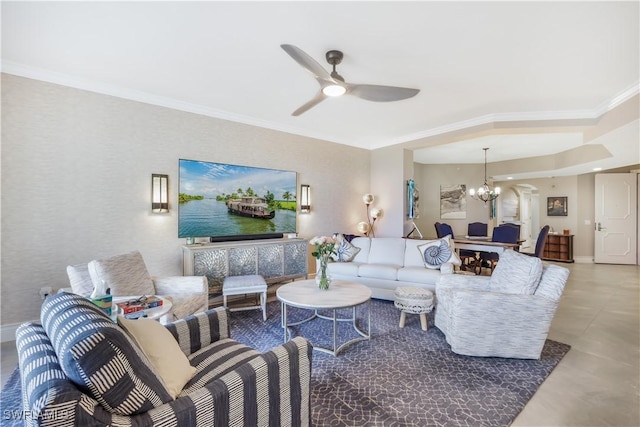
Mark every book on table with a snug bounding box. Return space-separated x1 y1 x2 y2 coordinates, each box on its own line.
116 295 163 314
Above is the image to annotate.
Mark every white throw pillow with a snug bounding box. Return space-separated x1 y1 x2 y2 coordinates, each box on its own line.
416 237 461 269
489 249 543 295
118 316 196 398
331 234 361 262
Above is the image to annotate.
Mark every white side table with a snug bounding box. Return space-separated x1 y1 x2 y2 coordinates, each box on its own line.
113 295 173 323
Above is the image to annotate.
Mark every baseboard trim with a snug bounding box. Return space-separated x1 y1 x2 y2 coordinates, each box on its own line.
1 321 35 343
574 256 594 264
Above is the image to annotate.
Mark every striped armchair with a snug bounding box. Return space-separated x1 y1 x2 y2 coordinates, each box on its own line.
16 292 313 426
435 249 569 359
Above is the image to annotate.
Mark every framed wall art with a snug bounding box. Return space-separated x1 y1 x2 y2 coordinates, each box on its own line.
440 184 467 219
547 196 568 216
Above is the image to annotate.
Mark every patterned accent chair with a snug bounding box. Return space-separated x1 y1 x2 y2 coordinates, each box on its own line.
16 292 313 426
67 250 208 320
435 249 569 359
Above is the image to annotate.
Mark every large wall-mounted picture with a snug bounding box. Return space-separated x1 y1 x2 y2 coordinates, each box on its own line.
440 184 467 219
547 196 568 216
178 159 297 239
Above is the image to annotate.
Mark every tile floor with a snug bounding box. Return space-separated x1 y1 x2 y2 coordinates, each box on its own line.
1 262 639 426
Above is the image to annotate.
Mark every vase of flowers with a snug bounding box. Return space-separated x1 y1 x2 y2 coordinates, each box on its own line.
310 235 337 290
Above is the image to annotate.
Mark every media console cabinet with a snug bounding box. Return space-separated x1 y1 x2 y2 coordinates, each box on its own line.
182 238 309 305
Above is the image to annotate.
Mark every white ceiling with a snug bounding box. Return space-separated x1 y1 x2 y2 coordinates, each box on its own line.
2 1 639 178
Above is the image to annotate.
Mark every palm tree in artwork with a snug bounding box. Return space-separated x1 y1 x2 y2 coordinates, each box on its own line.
282 191 292 202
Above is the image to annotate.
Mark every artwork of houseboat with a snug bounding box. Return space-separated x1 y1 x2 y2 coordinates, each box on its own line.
226 197 275 219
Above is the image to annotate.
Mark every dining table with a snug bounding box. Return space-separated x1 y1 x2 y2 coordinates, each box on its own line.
453 236 523 255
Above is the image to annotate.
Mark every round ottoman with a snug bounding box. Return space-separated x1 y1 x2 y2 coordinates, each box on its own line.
394 287 434 331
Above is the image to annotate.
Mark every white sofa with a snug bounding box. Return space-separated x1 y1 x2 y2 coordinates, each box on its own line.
326 237 455 300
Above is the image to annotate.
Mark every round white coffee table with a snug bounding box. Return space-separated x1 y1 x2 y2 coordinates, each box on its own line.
276 279 371 356
112 295 173 322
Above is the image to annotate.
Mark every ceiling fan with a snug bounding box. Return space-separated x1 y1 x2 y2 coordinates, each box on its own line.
281 44 420 116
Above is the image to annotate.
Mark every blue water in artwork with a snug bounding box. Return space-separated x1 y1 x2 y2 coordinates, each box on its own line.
179 198 296 238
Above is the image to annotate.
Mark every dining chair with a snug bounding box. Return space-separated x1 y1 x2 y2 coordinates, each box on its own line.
467 222 488 237
434 222 477 272
434 222 453 238
523 225 550 258
501 223 521 236
478 225 520 274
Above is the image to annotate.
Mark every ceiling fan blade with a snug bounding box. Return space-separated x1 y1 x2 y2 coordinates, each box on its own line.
281 44 333 82
347 84 420 102
291 92 327 116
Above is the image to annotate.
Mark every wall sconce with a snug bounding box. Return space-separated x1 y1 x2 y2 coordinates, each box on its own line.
152 174 169 213
300 184 311 213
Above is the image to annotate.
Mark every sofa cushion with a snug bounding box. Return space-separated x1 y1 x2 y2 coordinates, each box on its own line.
41 292 173 415
417 237 461 269
118 316 196 398
327 261 361 276
88 251 156 296
358 263 399 281
368 238 406 266
397 267 443 285
66 263 94 297
403 239 429 267
331 233 361 262
489 249 543 294
350 237 371 263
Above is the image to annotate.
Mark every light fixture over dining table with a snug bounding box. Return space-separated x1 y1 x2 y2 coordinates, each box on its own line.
469 148 500 204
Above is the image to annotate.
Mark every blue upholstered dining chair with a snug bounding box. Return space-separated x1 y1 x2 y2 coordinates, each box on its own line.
523 225 550 258
434 222 477 271
478 225 520 274
467 222 488 237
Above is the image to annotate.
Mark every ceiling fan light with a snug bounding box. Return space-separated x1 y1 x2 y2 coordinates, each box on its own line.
322 84 346 97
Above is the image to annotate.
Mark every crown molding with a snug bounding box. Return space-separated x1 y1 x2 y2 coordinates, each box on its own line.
3 61 637 151
1 61 350 146
378 82 639 149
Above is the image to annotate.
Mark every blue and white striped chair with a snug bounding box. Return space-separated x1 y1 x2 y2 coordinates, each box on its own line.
17 292 313 426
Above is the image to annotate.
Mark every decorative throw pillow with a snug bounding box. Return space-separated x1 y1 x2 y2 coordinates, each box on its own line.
118 317 196 398
41 292 173 415
417 237 461 269
331 233 361 262
489 249 543 295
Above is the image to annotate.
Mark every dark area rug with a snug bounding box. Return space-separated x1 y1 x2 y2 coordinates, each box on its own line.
1 299 570 427
231 299 570 427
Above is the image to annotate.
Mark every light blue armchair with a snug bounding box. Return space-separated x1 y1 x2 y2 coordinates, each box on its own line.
435 249 569 359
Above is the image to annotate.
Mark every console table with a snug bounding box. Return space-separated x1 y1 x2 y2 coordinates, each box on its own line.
182 238 308 302
543 234 574 263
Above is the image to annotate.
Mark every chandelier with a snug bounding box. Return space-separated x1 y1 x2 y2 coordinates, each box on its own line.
469 148 500 204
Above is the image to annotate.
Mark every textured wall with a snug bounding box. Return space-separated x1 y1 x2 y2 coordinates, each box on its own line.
1 74 370 326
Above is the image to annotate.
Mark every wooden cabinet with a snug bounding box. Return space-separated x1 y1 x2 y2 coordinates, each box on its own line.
182 238 308 302
543 234 574 263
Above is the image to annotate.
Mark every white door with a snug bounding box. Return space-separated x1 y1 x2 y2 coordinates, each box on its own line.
594 173 637 264
519 190 532 251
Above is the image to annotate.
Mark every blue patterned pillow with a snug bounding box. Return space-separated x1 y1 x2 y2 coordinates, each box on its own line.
331 233 361 262
417 237 461 269
41 292 173 415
